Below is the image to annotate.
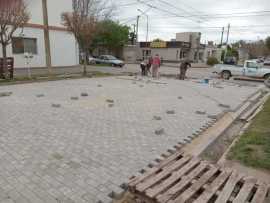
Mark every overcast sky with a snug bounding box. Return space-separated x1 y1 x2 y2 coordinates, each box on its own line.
111 0 270 44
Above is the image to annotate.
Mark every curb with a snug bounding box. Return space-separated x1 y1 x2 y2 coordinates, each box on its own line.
218 92 270 165
181 89 266 157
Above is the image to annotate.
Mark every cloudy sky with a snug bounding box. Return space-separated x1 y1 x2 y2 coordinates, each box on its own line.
111 0 270 44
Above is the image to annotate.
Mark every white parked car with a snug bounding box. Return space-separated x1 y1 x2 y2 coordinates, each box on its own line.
264 59 270 66
88 55 96 64
213 60 270 81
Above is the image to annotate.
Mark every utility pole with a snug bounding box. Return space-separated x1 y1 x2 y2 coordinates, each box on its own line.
42 0 52 74
137 9 149 42
136 15 140 43
146 14 149 42
226 23 230 45
220 27 224 47
224 23 231 61
132 24 136 45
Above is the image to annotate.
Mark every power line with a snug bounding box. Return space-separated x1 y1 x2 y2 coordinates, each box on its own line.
147 24 270 29
103 0 155 10
119 6 152 25
156 0 212 25
137 0 203 23
155 0 205 23
120 9 270 21
120 17 138 25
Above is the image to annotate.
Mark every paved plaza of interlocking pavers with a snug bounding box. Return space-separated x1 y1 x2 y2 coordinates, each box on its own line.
0 76 262 203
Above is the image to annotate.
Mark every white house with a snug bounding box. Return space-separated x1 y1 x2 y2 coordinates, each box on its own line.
0 0 79 69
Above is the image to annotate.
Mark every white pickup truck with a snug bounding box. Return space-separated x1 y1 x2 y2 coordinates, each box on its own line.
213 60 270 81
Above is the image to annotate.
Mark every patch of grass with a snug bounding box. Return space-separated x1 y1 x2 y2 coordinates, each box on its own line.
228 97 270 170
0 71 113 86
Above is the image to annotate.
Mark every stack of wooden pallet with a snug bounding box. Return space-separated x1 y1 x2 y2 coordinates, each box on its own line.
129 151 269 203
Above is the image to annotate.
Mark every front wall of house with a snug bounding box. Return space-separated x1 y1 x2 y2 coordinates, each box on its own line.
0 28 78 68
50 30 79 67
0 0 79 68
151 48 181 61
47 0 73 27
0 27 46 68
25 0 44 24
138 48 189 62
25 0 73 26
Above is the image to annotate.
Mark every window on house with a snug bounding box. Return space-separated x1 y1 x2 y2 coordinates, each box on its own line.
12 37 38 54
194 51 198 60
199 52 203 60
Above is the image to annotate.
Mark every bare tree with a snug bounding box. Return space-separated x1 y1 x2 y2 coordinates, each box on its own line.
0 0 30 78
62 0 114 76
242 40 269 58
266 36 270 52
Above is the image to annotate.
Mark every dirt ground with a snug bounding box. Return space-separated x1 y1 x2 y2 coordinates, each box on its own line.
113 192 136 203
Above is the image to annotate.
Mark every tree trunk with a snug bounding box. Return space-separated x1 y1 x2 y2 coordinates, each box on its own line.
1 44 7 79
83 51 87 76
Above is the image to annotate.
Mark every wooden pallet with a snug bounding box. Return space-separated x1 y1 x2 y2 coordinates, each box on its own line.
129 152 270 203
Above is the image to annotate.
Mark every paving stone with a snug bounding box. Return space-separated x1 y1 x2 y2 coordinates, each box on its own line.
153 116 162 121
51 104 61 108
71 97 79 100
166 110 175 115
196 110 206 115
36 94 45 98
0 92 12 97
218 103 231 108
81 93 88 97
207 114 218 119
155 128 165 135
108 104 114 108
106 99 114 103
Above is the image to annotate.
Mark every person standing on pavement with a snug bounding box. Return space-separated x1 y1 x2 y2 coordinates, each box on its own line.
179 58 191 80
146 56 153 76
152 54 161 78
140 59 147 76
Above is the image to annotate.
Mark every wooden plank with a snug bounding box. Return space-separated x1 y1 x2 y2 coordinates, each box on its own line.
214 171 243 203
173 166 219 203
193 169 233 203
251 182 270 203
233 177 257 203
146 158 201 198
129 150 184 188
157 162 208 203
136 155 192 192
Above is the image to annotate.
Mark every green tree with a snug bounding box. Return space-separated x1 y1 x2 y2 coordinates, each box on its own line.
93 20 129 57
207 57 219 66
153 38 164 42
266 36 270 51
226 45 239 59
129 31 136 45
